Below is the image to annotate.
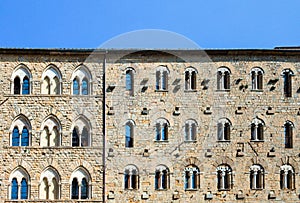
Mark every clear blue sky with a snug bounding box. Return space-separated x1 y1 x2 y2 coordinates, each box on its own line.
0 0 299 49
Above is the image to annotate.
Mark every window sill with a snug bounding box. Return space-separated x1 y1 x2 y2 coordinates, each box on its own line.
185 189 198 191
251 188 264 190
155 189 168 191
154 140 169 142
184 140 197 143
251 89 263 92
216 89 230 92
184 89 197 92
124 189 138 191
218 189 230 191
250 140 264 142
217 140 231 142
155 90 168 92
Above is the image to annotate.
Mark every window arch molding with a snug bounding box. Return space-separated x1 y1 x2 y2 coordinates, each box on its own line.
71 115 92 147
184 119 198 141
10 114 32 146
124 164 139 190
216 164 233 191
155 118 170 141
250 118 265 141
9 166 30 200
71 65 92 95
39 166 61 199
41 64 62 95
249 164 265 189
155 165 170 190
184 164 200 190
40 115 62 147
70 167 92 199
251 67 264 90
125 67 136 93
156 65 170 91
217 118 232 141
280 164 295 190
217 66 231 90
184 66 198 91
11 64 32 95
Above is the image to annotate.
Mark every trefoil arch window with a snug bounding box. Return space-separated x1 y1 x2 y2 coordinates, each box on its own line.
155 165 169 190
11 65 32 95
284 121 294 148
124 165 139 190
39 167 60 200
41 66 62 95
9 167 30 200
184 119 197 141
217 67 231 90
155 118 169 141
72 117 91 147
185 67 197 90
217 118 231 141
70 167 91 199
11 115 31 146
40 116 61 147
250 165 264 189
217 165 232 191
71 65 92 95
280 164 294 190
251 118 264 141
156 66 169 91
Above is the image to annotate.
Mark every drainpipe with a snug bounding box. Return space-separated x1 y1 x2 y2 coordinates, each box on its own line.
102 50 107 202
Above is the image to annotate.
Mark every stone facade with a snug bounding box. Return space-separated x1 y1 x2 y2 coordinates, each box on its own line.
1 48 300 202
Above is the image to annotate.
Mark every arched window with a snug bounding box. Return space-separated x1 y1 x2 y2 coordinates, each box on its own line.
41 66 62 95
125 68 134 95
217 67 231 90
9 167 30 200
250 165 264 189
72 117 91 147
14 77 21 94
251 118 264 141
11 65 32 95
40 120 60 147
284 121 293 148
155 165 169 190
71 65 92 95
72 128 80 147
11 115 31 146
71 178 79 199
217 118 231 141
282 69 293 97
73 78 79 95
251 67 264 90
156 66 169 91
184 119 197 141
184 165 200 190
125 120 134 148
70 167 91 199
12 127 20 146
82 78 89 95
11 178 18 199
185 67 197 90
39 167 60 200
81 178 88 199
280 165 294 190
124 165 138 190
155 118 169 141
217 165 232 191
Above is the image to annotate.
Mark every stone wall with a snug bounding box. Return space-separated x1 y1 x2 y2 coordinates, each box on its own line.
104 50 300 202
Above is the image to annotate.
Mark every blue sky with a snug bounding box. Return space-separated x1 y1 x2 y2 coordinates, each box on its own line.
0 0 299 49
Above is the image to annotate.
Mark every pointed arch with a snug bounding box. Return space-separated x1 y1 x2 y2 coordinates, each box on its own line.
11 64 32 95
70 166 92 199
41 65 62 95
10 115 31 146
9 166 30 200
71 65 92 95
40 115 62 147
39 166 60 200
72 115 92 147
